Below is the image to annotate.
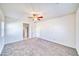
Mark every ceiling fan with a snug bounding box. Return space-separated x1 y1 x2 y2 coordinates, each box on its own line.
28 13 43 22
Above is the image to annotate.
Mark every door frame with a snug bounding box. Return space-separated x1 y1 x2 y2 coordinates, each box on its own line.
23 23 29 39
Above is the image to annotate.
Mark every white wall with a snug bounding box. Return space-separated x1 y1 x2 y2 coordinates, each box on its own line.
5 22 23 44
0 22 5 54
36 14 75 48
0 23 3 54
30 23 36 38
5 17 36 44
0 37 4 54
0 9 5 54
76 8 79 54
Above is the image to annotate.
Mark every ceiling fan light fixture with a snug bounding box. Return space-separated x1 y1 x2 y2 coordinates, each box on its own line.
28 12 43 23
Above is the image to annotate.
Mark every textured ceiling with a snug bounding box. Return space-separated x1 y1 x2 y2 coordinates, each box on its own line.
0 3 79 22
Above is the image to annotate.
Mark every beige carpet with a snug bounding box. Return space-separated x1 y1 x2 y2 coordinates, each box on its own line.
1 38 78 56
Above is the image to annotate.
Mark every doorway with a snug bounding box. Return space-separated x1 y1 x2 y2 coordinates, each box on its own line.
23 23 29 39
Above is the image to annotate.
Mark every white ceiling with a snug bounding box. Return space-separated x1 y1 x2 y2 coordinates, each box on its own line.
0 3 79 22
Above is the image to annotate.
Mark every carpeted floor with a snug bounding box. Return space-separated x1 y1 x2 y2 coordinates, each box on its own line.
1 38 78 56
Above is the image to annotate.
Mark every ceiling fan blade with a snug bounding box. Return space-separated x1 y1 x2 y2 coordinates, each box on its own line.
38 16 43 18
28 17 33 18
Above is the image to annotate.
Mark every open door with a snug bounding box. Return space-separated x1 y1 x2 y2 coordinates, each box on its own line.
23 23 29 39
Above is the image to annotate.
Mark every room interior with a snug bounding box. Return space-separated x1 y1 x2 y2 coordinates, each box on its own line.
0 3 79 56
